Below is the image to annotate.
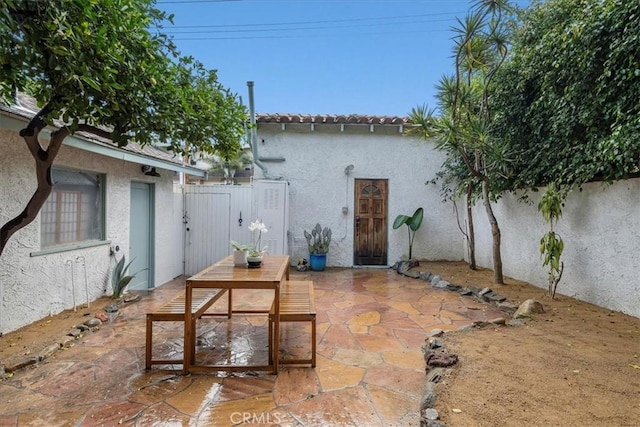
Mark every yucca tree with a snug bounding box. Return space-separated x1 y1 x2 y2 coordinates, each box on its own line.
409 0 516 284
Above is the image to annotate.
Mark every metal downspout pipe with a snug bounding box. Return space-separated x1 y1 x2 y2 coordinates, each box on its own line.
247 81 268 177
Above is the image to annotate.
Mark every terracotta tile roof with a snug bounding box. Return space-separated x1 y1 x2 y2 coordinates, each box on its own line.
256 113 409 125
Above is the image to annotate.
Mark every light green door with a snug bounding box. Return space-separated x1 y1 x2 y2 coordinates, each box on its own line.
129 182 154 291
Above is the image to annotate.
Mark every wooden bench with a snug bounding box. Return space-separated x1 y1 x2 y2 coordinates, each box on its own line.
145 288 230 369
269 280 316 367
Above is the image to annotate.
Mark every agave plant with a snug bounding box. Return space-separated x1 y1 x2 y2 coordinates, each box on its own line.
111 255 147 299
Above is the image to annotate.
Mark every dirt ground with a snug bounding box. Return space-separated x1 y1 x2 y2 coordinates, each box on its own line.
1 262 640 426
419 261 640 427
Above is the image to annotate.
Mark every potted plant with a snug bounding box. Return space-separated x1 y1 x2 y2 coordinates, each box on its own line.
230 240 251 266
304 223 332 271
247 219 268 268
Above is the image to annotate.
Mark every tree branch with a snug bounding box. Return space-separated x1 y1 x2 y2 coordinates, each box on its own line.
76 124 114 141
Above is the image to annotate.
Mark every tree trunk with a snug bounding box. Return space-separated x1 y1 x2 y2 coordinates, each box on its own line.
466 184 476 270
0 123 68 257
482 180 503 284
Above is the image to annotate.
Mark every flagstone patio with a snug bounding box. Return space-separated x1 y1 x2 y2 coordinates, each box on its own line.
0 266 504 426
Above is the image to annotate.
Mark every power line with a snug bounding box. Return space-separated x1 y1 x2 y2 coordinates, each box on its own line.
164 17 454 34
162 11 463 29
171 27 450 41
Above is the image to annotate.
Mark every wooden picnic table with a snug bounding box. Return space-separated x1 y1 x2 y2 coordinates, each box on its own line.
183 254 290 374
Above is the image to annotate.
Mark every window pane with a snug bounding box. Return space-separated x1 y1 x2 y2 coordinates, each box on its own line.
40 167 104 248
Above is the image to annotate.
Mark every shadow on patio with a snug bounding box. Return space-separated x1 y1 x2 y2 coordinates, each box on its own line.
0 266 504 426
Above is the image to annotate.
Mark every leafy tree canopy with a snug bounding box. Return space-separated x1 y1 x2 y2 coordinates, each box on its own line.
0 0 246 158
491 0 640 189
0 0 247 256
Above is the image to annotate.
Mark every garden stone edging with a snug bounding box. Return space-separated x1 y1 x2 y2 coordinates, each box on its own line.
0 293 141 380
390 260 543 426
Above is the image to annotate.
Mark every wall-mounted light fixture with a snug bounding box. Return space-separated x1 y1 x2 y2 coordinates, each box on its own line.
344 164 354 175
141 165 160 177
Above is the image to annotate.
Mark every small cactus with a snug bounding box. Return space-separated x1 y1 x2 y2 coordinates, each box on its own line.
304 223 332 254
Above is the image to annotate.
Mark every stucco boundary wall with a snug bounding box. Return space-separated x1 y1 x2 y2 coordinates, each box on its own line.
253 128 466 267
472 178 640 318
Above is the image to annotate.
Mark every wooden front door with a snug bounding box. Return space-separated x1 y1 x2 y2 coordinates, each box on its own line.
354 179 388 265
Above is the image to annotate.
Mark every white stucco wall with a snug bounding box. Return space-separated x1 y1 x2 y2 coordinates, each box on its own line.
254 124 465 267
472 179 640 317
0 127 184 333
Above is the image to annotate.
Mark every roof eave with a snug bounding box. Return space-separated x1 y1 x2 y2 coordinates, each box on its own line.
0 109 207 178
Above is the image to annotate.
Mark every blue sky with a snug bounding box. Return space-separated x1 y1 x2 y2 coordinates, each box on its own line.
157 0 530 117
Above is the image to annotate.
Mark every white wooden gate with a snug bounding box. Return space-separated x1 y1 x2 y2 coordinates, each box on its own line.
182 181 289 276
183 185 253 275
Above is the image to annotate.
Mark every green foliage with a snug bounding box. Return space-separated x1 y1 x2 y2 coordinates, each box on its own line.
0 0 247 256
491 0 640 189
230 241 251 251
111 255 146 299
0 0 246 154
408 0 515 283
392 208 424 260
304 223 332 255
209 151 253 174
538 183 566 299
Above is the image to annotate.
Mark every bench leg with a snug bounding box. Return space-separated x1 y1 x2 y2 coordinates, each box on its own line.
268 314 273 365
145 315 152 370
311 316 316 368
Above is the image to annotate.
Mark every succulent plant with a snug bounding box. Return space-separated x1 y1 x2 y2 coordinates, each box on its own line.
304 223 332 254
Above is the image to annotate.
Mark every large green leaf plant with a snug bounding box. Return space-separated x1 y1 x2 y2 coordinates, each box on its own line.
393 208 424 260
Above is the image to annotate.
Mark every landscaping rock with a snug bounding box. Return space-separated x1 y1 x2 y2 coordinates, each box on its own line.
426 329 444 338
39 343 60 360
427 338 443 350
445 283 461 292
424 408 439 420
433 279 449 289
430 275 441 286
514 299 544 318
507 318 526 326
61 336 75 348
124 293 142 303
458 287 473 296
404 270 421 279
420 271 432 282
478 287 492 296
84 317 102 328
425 352 458 368
420 382 438 409
104 303 119 313
67 328 83 338
5 357 37 373
392 260 419 273
498 301 519 312
482 291 507 303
